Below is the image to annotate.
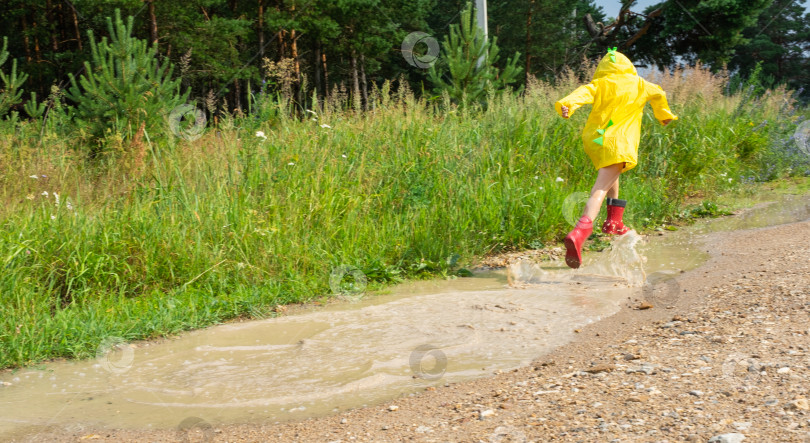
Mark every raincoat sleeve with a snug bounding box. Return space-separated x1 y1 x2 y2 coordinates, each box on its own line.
643 80 678 124
554 83 597 118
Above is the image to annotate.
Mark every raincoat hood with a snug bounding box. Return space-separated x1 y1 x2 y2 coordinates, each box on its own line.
592 49 638 80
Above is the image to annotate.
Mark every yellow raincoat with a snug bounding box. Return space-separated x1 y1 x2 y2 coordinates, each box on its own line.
554 50 678 172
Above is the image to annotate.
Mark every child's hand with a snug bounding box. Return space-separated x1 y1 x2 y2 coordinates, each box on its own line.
561 105 569 119
662 119 673 126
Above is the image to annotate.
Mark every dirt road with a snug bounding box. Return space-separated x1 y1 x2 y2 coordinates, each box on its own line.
21 219 810 442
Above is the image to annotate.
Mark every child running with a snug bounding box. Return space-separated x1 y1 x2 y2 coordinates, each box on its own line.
555 48 678 269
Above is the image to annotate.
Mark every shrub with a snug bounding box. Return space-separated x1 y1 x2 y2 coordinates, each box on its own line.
0 36 28 118
66 10 188 157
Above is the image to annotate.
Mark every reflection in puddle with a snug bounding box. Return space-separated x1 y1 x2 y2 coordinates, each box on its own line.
2 193 809 439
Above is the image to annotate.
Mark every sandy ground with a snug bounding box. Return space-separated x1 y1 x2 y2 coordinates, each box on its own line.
18 218 810 442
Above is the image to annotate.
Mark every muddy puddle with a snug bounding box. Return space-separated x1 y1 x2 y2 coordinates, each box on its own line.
2 193 809 440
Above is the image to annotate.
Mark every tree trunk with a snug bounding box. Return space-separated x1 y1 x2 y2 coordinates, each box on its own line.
351 50 361 111
290 2 300 79
47 0 58 51
69 3 82 50
258 0 265 59
234 79 242 114
148 0 158 45
33 21 42 61
314 43 323 100
322 50 329 101
21 15 32 62
290 31 300 79
360 54 368 111
525 0 534 83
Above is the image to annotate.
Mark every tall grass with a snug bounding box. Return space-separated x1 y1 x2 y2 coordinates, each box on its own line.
0 65 806 369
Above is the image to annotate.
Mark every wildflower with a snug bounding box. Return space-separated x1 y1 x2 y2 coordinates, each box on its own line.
728 178 733 183
256 131 268 140
555 177 564 182
66 201 74 211
288 162 295 166
29 175 38 179
26 194 34 200
41 191 49 198
53 193 60 206
533 176 539 179
719 173 727 177
306 110 317 115
320 124 332 129
342 154 347 158
50 215 56 220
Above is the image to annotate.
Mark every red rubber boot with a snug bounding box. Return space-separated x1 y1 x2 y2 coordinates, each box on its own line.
564 215 593 269
602 198 630 235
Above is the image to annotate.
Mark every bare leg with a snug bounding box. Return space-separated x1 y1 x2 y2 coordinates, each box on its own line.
607 176 619 200
583 163 623 221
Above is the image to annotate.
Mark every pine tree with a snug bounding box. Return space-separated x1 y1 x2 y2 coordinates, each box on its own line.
730 0 810 96
66 9 188 150
0 37 28 118
428 3 522 107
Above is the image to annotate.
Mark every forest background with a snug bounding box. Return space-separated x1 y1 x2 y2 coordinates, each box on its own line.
1 0 808 116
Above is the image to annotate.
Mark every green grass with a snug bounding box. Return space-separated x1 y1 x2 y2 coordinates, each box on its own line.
0 68 807 369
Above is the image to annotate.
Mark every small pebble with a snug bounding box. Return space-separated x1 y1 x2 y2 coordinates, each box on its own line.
708 433 745 443
732 422 752 431
786 398 809 410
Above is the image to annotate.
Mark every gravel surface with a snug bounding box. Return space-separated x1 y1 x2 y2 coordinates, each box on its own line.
16 219 810 442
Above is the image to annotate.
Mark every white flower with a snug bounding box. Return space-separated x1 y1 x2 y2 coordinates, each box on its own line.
342 154 347 158
728 178 733 183
255 131 267 140
533 176 539 180
719 172 727 177
41 191 49 197
306 110 317 115
288 162 295 166
555 177 564 182
66 201 74 211
539 187 544 190
29 175 38 179
50 215 56 220
53 193 60 206
320 124 332 129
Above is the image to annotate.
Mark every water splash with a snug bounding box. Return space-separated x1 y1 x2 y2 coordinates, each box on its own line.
508 230 646 288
